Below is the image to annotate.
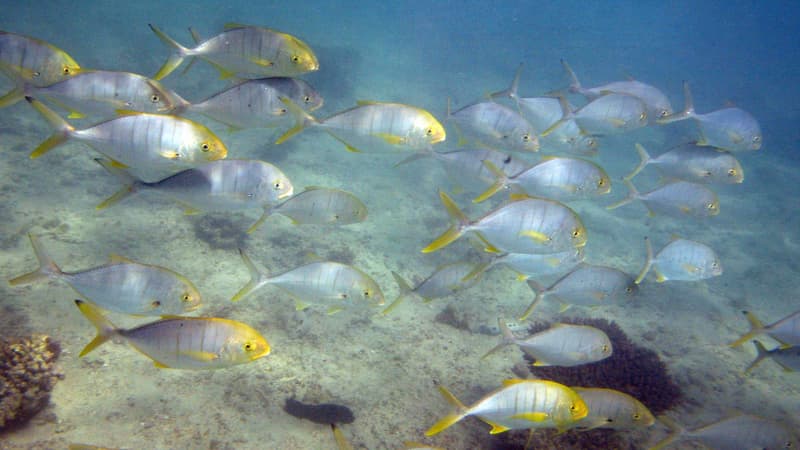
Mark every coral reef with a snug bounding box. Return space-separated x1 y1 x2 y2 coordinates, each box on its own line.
0 334 63 430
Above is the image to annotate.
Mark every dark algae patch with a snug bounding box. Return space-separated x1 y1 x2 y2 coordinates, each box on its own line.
283 398 355 425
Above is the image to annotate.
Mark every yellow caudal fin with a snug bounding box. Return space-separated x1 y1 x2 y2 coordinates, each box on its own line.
624 143 652 181
74 300 118 356
0 86 24 108
380 271 414 316
519 280 546 321
743 340 771 375
481 318 515 359
8 233 62 286
422 191 468 253
93 158 139 210
331 423 354 450
540 95 573 137
728 310 764 347
657 80 695 125
25 96 74 159
231 248 268 302
148 24 190 80
424 385 468 436
649 415 685 450
275 96 316 145
473 160 510 203
461 260 491 283
606 178 639 211
634 236 654 284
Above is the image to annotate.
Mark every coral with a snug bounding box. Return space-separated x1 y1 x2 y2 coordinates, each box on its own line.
191 213 250 250
0 334 63 430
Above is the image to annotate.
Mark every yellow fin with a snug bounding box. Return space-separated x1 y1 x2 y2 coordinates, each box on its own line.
327 306 343 315
181 350 219 361
344 144 362 153
486 420 511 434
374 132 405 145
510 412 549 423
608 118 626 127
356 100 381 106
501 379 528 386
520 230 550 243
67 110 86 119
654 268 666 282
109 253 135 264
682 263 700 274
294 300 311 311
159 150 180 160
248 56 274 68
115 109 143 116
109 159 129 169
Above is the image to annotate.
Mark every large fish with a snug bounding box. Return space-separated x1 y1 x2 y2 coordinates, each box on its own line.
423 191 587 255
0 30 81 89
607 179 719 218
475 157 611 203
255 187 366 231
658 81 762 151
26 97 227 182
569 387 655 430
561 59 673 121
651 414 797 450
729 309 800 348
462 248 585 282
624 142 744 184
175 77 323 130
425 379 588 435
542 93 648 137
149 23 318 80
277 98 445 153
94 159 293 231
521 263 637 320
635 236 722 284
74 300 270 369
9 234 201 316
447 100 539 152
381 262 483 315
232 249 384 314
483 320 612 367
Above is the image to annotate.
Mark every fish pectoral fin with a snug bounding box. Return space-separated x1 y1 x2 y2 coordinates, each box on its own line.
294 300 311 311
326 306 344 315
159 150 180 160
520 230 550 243
248 56 274 67
374 132 405 145
510 412 549 423
558 302 572 313
67 110 86 119
181 350 220 361
531 360 549 367
485 420 511 435
608 118 627 127
109 159 129 169
592 291 606 301
727 130 743 143
682 263 700 274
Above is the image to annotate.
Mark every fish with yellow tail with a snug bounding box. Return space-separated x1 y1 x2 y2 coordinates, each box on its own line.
649 414 797 450
635 236 722 284
425 379 588 436
423 191 587 255
0 30 80 92
25 96 227 182
462 248 585 283
252 187 367 232
276 97 445 153
447 99 539 153
74 300 270 369
9 233 201 316
569 387 654 430
148 23 318 80
729 309 800 348
744 340 800 374
625 143 744 184
381 261 484 315
607 179 719 218
541 93 648 137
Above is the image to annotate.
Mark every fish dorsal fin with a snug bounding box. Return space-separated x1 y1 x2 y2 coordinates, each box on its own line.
502 379 528 387
303 185 324 191
356 100 382 106
109 253 135 264
508 193 532 201
159 314 184 320
223 22 250 30
304 252 323 262
116 109 145 117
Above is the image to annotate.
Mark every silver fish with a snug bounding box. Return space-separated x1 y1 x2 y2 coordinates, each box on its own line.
543 93 648 137
381 262 483 315
607 179 719 218
178 77 323 129
625 142 744 184
635 236 722 283
570 387 655 430
232 250 384 314
561 59 673 120
463 248 585 282
651 414 798 450
9 234 201 316
521 263 637 320
149 23 318 80
0 30 81 88
75 300 270 369
422 191 587 255
448 100 539 152
483 320 612 367
94 159 293 231
258 186 367 230
658 81 761 151
730 309 800 348
745 340 800 374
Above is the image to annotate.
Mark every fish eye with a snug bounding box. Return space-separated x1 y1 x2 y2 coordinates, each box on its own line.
569 404 578 411
181 294 191 302
152 300 161 308
279 108 288 114
303 95 311 103
340 293 349 299
273 181 282 190
522 134 530 142
32 71 41 78
626 286 634 293
151 94 160 103
707 202 716 210
201 143 210 152
363 289 372 297
62 66 71 75
426 127 434 136
728 169 737 176
571 228 581 238
291 55 300 63
597 178 606 187
639 112 647 121
752 135 761 142
602 344 609 352
659 110 669 118
243 342 255 352
633 413 641 421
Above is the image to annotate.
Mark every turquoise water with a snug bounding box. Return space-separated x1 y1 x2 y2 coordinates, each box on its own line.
1 1 798 449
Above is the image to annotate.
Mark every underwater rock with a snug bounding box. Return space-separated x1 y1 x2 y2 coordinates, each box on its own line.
0 334 63 430
283 397 355 425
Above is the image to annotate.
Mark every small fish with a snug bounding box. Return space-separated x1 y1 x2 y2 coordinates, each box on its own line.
521 263 637 320
561 59 673 120
277 98 446 153
448 100 539 152
483 319 612 367
744 340 800 374
425 379 588 436
474 157 611 203
0 30 81 90
255 187 366 231
94 158 293 231
542 93 648 137
607 179 719 218
462 248 585 282
381 262 483 315
658 81 761 151
1 68 185 117
25 97 227 182
635 236 722 284
729 309 800 348
423 191 587 255
149 23 318 80
624 142 744 184
569 387 655 430
232 249 384 314
177 77 323 130
651 414 798 450
74 300 270 369
9 234 201 316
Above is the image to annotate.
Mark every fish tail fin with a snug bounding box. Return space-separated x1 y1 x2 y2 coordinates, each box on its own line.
606 178 639 210
381 271 415 315
473 160 510 203
624 143 652 181
481 318 516 359
489 63 523 100
462 260 492 283
74 299 118 356
148 24 190 80
539 95 572 137
728 310 764 347
744 340 770 375
231 248 267 302
650 415 686 450
330 423 354 450
8 233 63 286
94 158 140 209
25 96 74 159
247 207 275 234
424 385 468 436
421 191 468 253
275 96 316 144
178 27 202 76
560 59 582 93
634 236 654 284
658 80 695 124
519 280 545 320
